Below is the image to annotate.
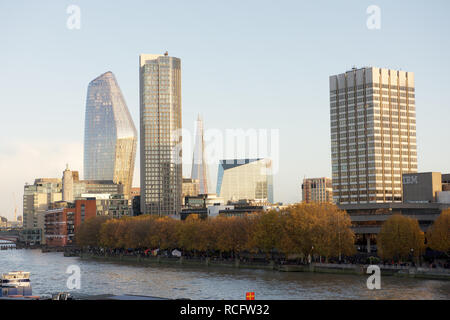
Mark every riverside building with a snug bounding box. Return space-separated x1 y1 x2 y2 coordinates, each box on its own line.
330 67 417 205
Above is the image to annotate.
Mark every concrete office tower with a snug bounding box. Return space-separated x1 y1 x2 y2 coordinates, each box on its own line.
330 67 417 204
62 164 74 202
302 177 333 204
191 115 209 194
139 53 182 215
216 159 274 204
83 71 137 199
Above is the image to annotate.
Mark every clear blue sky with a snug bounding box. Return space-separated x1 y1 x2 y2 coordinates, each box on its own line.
1 0 450 219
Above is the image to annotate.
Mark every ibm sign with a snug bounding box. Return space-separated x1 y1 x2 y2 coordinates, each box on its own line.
403 175 418 185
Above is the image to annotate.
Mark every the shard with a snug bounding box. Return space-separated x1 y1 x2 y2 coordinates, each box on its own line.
83 71 137 199
191 115 209 194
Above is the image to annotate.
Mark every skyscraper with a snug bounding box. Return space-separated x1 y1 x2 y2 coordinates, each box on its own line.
330 67 417 204
83 71 137 199
139 53 182 216
216 158 274 204
191 115 209 194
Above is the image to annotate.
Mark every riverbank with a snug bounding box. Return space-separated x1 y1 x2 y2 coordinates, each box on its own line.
77 253 450 280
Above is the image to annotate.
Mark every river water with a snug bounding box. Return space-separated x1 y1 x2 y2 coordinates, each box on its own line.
0 248 449 300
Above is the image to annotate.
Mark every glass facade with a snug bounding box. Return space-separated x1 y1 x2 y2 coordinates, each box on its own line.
216 159 274 204
83 71 137 199
140 54 182 215
191 115 209 194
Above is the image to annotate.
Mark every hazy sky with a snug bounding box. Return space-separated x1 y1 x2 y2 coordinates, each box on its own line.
1 0 450 220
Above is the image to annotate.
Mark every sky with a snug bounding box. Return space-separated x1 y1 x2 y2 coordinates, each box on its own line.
1 0 450 220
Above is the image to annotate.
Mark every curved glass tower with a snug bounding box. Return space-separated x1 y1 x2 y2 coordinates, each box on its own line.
83 71 137 199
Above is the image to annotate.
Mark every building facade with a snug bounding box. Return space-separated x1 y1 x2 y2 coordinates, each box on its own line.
216 158 274 204
301 177 333 203
140 53 182 216
330 67 417 204
182 178 200 206
45 208 75 247
23 178 62 244
84 71 137 199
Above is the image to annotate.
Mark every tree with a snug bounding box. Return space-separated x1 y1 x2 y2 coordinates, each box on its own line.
99 218 120 248
76 216 109 247
279 203 354 262
157 217 180 251
216 215 252 258
249 210 283 258
378 214 425 261
427 209 450 255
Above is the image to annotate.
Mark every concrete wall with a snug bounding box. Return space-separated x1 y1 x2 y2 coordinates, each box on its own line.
403 172 442 203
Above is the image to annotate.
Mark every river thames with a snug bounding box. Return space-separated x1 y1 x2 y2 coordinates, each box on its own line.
1 248 449 300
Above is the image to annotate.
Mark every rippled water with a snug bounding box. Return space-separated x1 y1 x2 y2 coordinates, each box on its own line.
1 249 449 299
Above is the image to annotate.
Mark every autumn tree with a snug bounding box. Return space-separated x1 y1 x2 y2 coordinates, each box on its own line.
176 215 204 254
99 218 120 248
280 203 354 262
156 217 180 251
427 209 450 255
249 210 283 259
378 214 425 261
76 216 109 247
314 204 355 261
216 215 253 258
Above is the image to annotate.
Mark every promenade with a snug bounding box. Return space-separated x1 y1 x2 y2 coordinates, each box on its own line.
76 251 450 281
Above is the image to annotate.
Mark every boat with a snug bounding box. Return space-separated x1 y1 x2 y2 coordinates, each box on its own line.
0 271 36 299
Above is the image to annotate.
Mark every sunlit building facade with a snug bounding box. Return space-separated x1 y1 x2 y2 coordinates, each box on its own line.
330 67 417 204
23 178 63 244
84 71 137 199
140 53 182 215
216 159 274 204
302 177 333 204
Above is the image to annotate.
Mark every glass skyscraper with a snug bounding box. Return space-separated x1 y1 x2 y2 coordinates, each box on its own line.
191 115 209 195
216 158 274 204
139 53 182 216
83 71 137 199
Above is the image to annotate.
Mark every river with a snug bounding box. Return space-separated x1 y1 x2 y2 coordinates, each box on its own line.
0 248 449 299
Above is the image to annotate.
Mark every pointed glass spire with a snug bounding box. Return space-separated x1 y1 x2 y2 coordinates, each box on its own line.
191 115 209 194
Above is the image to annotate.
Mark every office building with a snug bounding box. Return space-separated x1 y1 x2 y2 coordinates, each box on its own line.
23 178 62 244
84 71 137 199
342 172 450 253
182 178 199 205
330 67 417 204
77 194 131 219
139 53 182 215
62 165 124 199
216 158 274 204
301 177 333 203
